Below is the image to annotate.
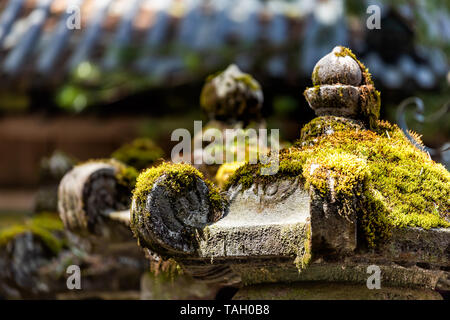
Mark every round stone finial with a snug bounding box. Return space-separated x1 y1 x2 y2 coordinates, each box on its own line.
200 64 263 123
312 46 362 86
304 46 380 127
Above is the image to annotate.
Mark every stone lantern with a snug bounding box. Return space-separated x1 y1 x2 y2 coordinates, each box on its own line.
129 46 449 299
58 47 449 299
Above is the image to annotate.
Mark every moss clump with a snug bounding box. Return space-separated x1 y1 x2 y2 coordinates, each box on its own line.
298 116 364 147
111 138 164 171
359 85 381 129
0 212 65 254
215 162 246 189
226 117 450 247
133 162 225 213
115 164 139 190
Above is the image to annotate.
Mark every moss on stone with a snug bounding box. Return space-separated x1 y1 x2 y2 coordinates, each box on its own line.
334 46 374 85
215 162 246 189
312 66 320 86
359 85 381 129
115 164 139 190
297 116 364 147
80 158 139 191
133 162 225 213
235 74 261 91
0 212 65 254
225 117 450 247
281 223 312 272
111 138 164 171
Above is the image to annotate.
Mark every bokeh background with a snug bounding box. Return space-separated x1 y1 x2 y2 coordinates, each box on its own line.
0 0 448 214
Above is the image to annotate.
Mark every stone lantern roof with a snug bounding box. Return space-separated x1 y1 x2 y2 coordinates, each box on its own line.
58 47 449 299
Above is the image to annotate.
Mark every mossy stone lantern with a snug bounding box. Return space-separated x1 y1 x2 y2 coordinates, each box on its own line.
59 47 450 300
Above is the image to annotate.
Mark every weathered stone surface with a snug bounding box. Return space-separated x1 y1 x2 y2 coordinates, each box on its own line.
304 84 360 117
0 232 63 299
58 161 131 238
377 227 450 266
312 46 362 86
199 179 310 259
55 47 450 300
235 260 448 290
131 175 216 257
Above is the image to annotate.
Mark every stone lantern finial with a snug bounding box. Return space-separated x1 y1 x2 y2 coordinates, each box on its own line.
200 64 263 124
304 46 381 128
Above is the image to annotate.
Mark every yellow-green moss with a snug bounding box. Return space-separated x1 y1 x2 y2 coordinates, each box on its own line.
226 118 450 247
133 162 225 213
280 223 312 273
111 138 164 171
215 162 246 189
298 116 364 146
312 66 320 86
0 212 65 254
294 224 312 272
115 164 139 190
235 74 261 91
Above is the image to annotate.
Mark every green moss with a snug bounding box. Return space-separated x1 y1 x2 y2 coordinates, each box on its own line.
226 117 450 247
359 86 381 129
215 162 246 188
115 165 139 190
235 74 261 91
297 116 363 146
133 162 225 213
312 66 320 86
111 138 164 171
0 212 65 254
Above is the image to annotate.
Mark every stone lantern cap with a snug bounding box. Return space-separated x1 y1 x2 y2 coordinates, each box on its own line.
200 64 264 124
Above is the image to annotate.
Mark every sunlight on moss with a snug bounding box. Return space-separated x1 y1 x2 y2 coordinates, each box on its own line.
226 116 450 247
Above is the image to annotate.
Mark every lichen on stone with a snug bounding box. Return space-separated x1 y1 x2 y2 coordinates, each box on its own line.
225 116 450 248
